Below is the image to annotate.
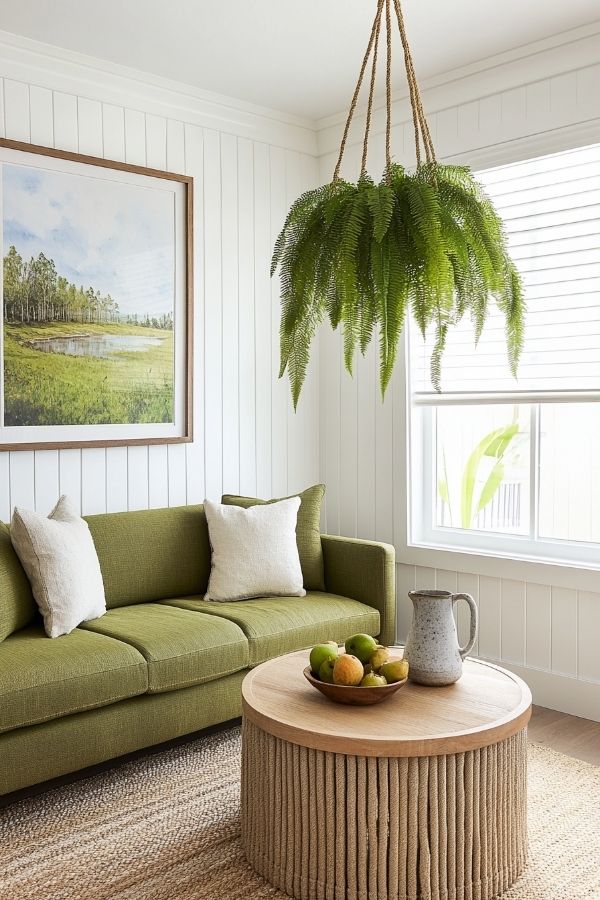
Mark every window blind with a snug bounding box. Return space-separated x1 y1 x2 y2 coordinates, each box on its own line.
410 143 600 402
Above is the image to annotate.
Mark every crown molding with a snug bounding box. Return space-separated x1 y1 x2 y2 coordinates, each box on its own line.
0 29 318 155
317 20 600 158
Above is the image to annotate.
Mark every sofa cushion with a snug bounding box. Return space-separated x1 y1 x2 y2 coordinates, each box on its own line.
162 592 380 666
222 484 326 591
80 604 249 693
0 625 147 734
84 506 211 608
0 523 37 642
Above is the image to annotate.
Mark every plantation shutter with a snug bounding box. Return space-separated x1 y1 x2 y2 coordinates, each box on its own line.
411 142 600 403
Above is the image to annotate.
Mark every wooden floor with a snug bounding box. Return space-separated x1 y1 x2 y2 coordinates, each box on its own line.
528 705 600 765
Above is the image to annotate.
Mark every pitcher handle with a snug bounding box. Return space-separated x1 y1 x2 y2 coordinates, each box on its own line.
452 593 478 659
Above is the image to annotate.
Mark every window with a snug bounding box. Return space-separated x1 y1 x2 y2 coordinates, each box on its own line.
409 142 600 568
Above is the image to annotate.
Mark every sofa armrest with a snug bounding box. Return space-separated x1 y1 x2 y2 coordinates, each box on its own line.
320 535 396 646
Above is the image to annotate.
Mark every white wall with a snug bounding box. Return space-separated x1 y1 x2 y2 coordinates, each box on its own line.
0 32 320 519
318 24 600 720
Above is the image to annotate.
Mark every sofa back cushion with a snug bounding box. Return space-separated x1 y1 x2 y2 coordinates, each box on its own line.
85 505 211 608
0 522 37 642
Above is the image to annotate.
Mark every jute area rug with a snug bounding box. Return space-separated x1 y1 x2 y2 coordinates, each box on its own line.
1 725 598 900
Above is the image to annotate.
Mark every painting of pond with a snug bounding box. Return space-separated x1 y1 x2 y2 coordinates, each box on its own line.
29 333 164 360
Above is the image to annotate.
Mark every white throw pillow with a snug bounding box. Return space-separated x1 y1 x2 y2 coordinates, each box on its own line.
204 497 306 602
10 495 106 638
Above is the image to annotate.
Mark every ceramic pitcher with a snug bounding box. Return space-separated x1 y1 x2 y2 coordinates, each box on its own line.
404 589 478 685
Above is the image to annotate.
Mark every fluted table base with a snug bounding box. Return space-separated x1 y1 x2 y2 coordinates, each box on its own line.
242 719 527 900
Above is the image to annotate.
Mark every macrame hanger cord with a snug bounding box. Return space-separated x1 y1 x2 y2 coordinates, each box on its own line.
360 1 383 176
334 0 436 181
392 0 436 165
384 0 392 177
333 0 385 182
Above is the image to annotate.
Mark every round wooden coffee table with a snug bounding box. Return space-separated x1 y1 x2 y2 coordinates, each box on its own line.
241 650 531 900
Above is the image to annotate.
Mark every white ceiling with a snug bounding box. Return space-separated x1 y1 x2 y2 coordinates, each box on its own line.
0 0 599 121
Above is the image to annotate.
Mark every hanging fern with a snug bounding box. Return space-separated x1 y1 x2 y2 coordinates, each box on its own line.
272 0 525 408
272 163 524 407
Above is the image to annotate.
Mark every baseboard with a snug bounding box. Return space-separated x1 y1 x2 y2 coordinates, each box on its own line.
480 659 600 723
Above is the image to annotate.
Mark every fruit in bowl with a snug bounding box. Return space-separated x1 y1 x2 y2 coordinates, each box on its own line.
303 634 409 705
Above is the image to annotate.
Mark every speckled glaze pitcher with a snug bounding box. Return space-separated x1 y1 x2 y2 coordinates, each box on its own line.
404 589 478 685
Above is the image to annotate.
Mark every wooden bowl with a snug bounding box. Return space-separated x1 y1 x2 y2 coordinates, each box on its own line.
303 667 408 706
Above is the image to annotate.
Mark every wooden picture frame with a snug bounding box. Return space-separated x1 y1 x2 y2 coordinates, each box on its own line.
0 137 193 450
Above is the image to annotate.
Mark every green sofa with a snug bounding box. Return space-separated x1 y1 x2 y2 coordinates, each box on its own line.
0 504 396 796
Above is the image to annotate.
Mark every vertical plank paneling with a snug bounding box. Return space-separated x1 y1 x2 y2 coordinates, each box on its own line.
478 575 501 660
127 445 149 510
237 137 257 496
436 569 457 592
53 92 78 151
167 120 185 172
102 104 125 160
184 122 205 504
167 444 187 506
220 133 240 495
356 343 376 541
269 145 287 497
0 454 11 522
253 142 272 497
551 587 577 677
81 449 106 515
525 582 552 670
577 591 600 682
147 444 169 508
124 108 146 165
34 452 59 514
396 563 415 644
10 452 35 510
106 447 128 512
415 566 436 590
500 579 526 665
145 114 167 168
77 98 102 155
3 80 30 141
203 129 223 499
59 449 82 513
29 86 53 146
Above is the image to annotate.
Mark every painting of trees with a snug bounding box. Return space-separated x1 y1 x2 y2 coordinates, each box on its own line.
3 245 172 330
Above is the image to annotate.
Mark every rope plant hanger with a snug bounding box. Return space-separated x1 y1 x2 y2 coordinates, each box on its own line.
272 0 524 407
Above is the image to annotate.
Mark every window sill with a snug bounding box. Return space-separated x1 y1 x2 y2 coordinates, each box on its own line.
402 538 600 593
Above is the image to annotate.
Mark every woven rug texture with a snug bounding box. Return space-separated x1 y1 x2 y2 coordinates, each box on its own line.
0 725 598 900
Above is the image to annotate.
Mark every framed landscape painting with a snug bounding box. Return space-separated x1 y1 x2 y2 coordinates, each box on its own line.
0 138 193 449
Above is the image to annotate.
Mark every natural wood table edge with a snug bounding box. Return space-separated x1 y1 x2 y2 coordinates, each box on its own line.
242 653 532 758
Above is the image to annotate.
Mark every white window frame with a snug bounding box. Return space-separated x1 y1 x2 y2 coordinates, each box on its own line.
403 122 600 589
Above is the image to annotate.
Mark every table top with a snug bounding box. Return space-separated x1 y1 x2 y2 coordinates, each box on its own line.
242 649 532 757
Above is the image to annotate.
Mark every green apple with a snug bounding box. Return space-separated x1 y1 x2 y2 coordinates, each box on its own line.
319 658 336 683
360 672 387 687
344 633 378 664
310 643 338 676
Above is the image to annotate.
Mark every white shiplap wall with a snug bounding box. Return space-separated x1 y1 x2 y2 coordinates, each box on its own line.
318 26 600 720
0 39 319 519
